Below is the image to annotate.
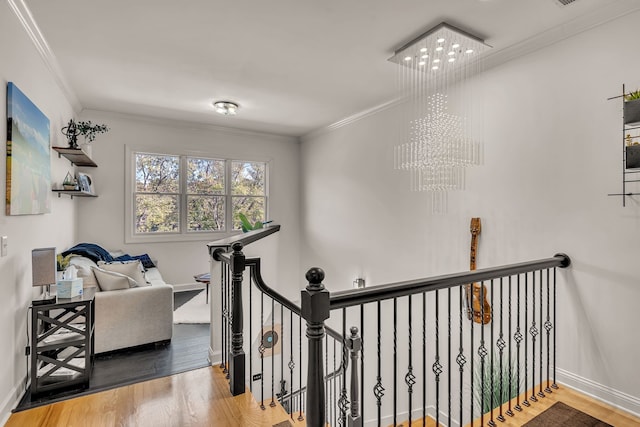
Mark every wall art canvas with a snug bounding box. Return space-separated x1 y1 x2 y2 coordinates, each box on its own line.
6 82 51 215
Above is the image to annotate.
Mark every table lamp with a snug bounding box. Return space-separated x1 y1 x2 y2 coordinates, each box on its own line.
32 247 57 305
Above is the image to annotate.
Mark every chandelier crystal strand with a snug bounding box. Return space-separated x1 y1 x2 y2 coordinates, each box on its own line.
390 23 489 212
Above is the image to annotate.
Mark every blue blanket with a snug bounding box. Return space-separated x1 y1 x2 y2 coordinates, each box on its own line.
61 243 156 269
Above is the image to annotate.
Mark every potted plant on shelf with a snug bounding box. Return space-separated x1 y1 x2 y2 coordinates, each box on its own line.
61 119 109 149
624 90 640 125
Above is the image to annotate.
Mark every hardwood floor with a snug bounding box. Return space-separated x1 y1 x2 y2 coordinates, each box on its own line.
465 383 640 427
6 366 297 427
7 367 640 427
14 290 210 412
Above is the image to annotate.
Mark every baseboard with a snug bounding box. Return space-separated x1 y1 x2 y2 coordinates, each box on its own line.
209 347 222 366
173 282 206 292
0 378 26 426
557 368 640 418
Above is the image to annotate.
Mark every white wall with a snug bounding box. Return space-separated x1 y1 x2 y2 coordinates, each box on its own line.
75 110 301 291
0 3 77 424
300 10 640 415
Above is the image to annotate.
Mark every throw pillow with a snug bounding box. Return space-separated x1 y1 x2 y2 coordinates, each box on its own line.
68 256 98 288
91 267 136 291
97 260 149 287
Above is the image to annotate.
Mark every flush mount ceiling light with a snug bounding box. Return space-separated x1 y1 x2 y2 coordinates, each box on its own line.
213 101 239 116
389 22 491 213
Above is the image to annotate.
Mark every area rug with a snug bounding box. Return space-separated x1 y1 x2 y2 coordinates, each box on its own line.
523 402 612 427
173 290 210 324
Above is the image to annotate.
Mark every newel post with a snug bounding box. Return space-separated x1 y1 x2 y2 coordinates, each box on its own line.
347 326 362 427
301 267 330 427
229 242 246 396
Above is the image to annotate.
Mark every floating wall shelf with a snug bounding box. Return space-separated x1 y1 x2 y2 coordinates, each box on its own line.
52 147 97 167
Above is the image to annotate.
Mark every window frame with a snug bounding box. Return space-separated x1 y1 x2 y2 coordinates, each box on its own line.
125 145 269 244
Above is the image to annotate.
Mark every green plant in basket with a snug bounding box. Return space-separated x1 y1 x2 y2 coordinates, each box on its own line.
624 90 640 102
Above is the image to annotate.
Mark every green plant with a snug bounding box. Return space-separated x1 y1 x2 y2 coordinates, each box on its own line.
625 90 640 102
56 254 74 271
473 355 521 414
75 120 109 142
237 212 264 233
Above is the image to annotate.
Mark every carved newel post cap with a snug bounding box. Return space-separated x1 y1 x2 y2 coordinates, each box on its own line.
231 242 243 252
305 267 325 287
350 326 359 337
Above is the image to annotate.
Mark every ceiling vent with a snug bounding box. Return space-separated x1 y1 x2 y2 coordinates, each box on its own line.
555 0 578 6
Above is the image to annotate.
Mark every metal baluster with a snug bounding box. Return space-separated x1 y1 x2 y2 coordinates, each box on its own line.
530 270 538 403
544 269 553 394
348 326 362 427
406 295 415 426
393 297 397 426
497 278 506 423
260 292 265 409
334 338 337 427
325 334 328 422
489 279 496 427
552 267 558 390
447 288 452 427
458 286 466 426
339 308 348 427
280 304 286 402
423 292 427 427
299 314 303 422
374 300 384 427
506 276 514 418
249 267 253 393
271 298 276 407
433 290 442 427
220 263 226 372
522 272 530 407
514 274 522 412
479 281 487 427
360 304 365 425
289 310 294 421
538 270 545 399
470 286 475 424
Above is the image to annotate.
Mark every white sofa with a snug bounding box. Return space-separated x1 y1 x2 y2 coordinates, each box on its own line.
68 256 174 354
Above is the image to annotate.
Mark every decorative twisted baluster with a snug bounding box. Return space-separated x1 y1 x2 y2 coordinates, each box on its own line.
433 290 442 427
457 287 466 425
374 301 384 426
496 278 506 423
338 309 349 427
478 282 488 427
406 296 415 427
301 267 330 427
229 242 245 396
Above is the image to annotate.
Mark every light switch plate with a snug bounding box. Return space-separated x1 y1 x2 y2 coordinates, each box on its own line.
1 236 7 257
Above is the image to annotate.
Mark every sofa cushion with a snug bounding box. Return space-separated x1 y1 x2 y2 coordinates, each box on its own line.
68 256 99 288
92 267 136 291
97 260 148 286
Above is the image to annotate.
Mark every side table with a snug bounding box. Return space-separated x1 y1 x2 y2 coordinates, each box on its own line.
194 272 210 304
30 288 95 398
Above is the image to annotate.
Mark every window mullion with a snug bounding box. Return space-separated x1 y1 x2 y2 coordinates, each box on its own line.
181 155 187 234
225 159 232 232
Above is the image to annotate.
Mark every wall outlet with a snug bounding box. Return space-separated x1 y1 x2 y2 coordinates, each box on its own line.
1 236 7 257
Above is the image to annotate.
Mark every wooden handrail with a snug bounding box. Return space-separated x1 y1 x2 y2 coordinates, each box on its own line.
207 225 281 259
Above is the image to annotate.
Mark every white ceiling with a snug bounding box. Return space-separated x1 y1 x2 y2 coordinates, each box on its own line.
20 0 640 137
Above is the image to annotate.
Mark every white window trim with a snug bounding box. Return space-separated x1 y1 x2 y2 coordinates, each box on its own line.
125 144 269 244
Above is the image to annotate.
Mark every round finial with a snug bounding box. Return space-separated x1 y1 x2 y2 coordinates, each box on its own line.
350 326 359 337
231 242 243 252
305 267 325 285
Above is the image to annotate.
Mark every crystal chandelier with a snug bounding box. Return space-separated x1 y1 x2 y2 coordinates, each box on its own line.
390 23 491 212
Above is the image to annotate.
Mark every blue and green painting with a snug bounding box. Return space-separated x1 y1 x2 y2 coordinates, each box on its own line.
6 82 51 215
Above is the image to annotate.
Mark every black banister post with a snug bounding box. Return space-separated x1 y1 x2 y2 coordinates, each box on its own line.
347 326 362 427
229 242 246 396
301 267 330 427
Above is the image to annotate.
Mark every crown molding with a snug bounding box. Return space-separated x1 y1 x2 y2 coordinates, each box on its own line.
81 108 299 143
303 1 640 141
301 97 404 143
8 0 82 113
482 0 640 71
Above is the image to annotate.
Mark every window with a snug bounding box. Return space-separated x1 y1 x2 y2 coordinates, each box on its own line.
129 150 267 241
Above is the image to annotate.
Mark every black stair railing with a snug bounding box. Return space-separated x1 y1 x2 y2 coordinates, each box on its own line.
209 226 352 426
302 253 570 427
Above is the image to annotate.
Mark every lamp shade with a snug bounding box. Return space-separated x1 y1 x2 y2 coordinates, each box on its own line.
32 247 56 287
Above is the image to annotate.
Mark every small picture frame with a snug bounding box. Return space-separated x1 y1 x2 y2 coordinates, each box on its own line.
77 172 94 194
